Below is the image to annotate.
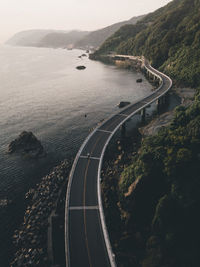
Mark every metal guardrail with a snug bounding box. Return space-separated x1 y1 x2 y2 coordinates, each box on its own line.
65 56 172 267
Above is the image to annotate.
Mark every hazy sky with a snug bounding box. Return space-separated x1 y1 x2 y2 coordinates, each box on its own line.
0 0 172 43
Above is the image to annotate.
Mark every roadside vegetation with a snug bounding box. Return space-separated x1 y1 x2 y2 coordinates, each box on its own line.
103 89 200 267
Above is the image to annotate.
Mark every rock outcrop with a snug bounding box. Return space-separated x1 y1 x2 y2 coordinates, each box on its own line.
76 65 86 70
118 101 131 108
174 87 196 106
139 111 174 137
8 131 46 158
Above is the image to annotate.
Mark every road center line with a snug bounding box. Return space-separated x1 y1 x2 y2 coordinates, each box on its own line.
83 159 93 267
82 134 103 267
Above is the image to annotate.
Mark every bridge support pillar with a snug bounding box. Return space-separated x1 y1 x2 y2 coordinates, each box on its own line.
141 108 146 122
156 79 160 87
157 98 161 113
157 97 165 113
121 122 126 137
162 96 166 105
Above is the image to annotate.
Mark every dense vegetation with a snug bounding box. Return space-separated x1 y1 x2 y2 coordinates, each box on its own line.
103 89 200 267
96 1 173 54
96 23 146 54
96 0 200 87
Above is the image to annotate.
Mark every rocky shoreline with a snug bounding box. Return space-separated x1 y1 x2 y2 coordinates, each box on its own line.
10 160 72 267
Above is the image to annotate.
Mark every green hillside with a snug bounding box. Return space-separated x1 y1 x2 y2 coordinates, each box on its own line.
96 0 200 87
96 0 177 54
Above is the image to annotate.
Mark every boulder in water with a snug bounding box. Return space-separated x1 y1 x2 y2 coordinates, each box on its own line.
118 101 131 108
76 65 86 70
8 131 46 158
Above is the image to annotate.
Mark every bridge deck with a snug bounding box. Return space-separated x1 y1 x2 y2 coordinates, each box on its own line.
65 56 172 267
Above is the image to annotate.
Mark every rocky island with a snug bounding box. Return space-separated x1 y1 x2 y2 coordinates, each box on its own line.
76 65 86 70
8 131 46 159
118 101 131 108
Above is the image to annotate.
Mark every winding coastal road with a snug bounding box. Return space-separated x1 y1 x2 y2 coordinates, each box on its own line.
65 56 172 267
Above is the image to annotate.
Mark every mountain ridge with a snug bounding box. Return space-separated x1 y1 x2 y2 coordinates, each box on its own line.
6 15 145 50
74 14 145 49
6 29 88 48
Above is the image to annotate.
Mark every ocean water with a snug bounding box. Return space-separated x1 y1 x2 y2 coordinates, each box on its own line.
0 45 152 265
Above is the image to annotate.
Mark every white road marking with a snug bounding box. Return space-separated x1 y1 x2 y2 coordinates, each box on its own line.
69 206 99 210
97 129 112 134
80 156 100 160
